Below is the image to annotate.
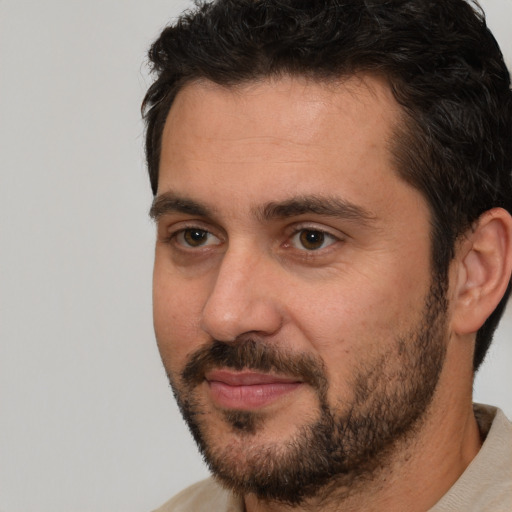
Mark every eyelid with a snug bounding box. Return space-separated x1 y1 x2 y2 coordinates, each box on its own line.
172 230 221 249
286 222 344 239
162 220 224 247
284 222 345 251
290 230 337 250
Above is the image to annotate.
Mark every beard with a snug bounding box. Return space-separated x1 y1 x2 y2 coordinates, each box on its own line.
165 279 448 506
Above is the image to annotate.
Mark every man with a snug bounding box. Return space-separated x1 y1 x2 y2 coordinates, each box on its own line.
143 0 512 510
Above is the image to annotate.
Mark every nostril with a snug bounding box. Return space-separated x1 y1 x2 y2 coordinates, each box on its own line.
200 293 282 342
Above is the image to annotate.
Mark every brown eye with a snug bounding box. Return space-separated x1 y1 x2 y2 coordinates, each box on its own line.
176 228 220 248
291 229 336 251
300 230 324 250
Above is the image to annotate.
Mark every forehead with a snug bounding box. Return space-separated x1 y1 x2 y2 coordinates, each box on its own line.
157 75 412 218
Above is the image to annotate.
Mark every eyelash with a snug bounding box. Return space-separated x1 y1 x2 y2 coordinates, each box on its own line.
175 228 221 248
163 224 220 248
164 223 342 254
286 226 340 252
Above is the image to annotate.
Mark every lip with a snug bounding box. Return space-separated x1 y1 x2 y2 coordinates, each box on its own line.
205 370 302 410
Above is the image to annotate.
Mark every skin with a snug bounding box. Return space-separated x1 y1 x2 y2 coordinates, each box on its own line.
152 75 485 511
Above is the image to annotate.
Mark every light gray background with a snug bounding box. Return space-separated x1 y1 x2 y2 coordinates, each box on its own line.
0 1 511 511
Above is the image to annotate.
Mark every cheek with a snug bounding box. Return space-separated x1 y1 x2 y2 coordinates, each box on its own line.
152 268 207 374
291 265 430 384
295 276 413 342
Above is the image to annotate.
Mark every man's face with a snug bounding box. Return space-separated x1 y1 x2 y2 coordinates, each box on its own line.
152 76 448 503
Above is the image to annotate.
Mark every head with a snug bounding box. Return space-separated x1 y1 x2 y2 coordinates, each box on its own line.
143 0 512 370
143 0 512 505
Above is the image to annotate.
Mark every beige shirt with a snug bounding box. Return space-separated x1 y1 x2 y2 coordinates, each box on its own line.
154 404 512 512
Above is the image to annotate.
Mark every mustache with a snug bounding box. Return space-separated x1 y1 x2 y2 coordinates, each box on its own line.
181 339 328 392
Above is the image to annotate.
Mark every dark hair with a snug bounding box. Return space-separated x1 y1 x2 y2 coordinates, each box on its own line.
142 0 512 371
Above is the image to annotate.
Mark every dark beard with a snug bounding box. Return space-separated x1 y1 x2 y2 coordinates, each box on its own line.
166 279 448 506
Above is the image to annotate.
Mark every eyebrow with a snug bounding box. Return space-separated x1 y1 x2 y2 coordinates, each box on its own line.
255 195 375 224
150 192 375 226
149 192 212 220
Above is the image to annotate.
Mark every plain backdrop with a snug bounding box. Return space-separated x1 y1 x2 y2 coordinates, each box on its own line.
0 1 511 511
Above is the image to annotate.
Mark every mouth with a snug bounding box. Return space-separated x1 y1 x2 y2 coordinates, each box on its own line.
205 369 303 410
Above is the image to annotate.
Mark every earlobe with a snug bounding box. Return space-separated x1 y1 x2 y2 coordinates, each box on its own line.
451 208 512 335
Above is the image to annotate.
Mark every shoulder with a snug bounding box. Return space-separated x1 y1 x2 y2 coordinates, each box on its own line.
429 404 512 511
152 477 243 512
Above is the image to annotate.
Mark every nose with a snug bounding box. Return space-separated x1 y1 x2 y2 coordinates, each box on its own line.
200 248 283 342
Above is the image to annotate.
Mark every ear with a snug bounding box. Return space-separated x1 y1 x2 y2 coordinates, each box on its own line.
450 208 512 335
